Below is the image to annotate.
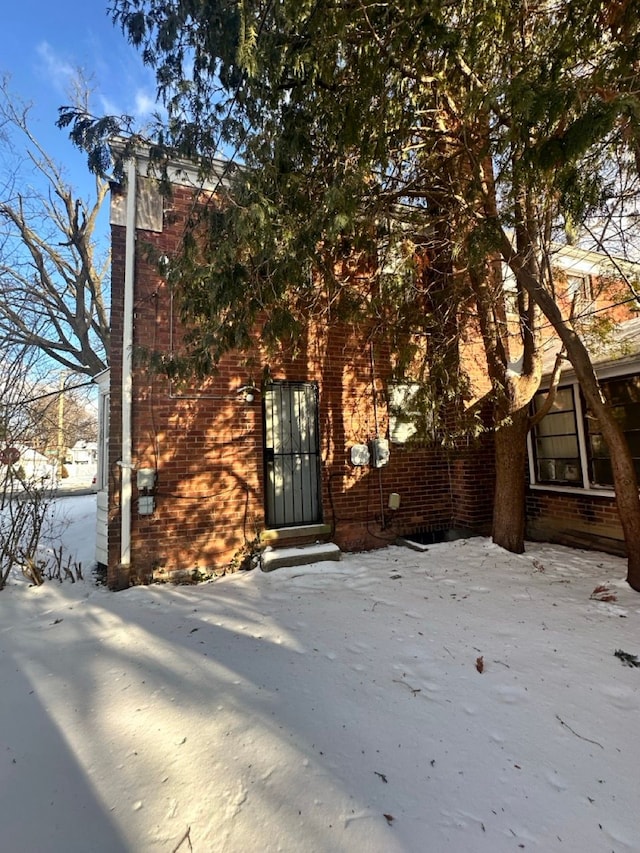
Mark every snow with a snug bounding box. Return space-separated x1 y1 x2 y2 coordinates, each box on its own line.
2 496 640 852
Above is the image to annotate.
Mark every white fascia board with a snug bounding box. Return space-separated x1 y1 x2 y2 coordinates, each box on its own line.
109 136 236 192
93 367 110 390
540 353 640 388
551 243 640 278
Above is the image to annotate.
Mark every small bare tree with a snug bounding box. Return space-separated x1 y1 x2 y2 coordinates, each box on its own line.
0 345 86 589
0 346 53 588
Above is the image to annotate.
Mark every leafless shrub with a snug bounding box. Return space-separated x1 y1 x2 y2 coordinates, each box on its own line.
0 468 54 590
43 545 83 583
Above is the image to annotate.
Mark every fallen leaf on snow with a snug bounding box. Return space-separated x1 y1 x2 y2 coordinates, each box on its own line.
590 585 617 603
614 649 640 668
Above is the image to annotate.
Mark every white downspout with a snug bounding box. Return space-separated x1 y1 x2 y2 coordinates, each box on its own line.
120 156 137 568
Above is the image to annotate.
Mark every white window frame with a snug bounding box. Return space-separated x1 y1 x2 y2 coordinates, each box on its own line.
388 381 420 444
387 381 436 445
95 369 110 492
528 359 640 498
566 273 593 314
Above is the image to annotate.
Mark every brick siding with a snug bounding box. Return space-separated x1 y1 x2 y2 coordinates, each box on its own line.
106 182 496 587
526 489 625 555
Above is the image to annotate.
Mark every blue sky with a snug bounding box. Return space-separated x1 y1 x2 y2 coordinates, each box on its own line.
4 0 159 193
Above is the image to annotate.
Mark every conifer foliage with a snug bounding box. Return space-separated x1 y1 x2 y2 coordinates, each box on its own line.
65 0 640 588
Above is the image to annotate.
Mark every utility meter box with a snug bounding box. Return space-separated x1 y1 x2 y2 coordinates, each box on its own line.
138 495 155 515
370 437 390 468
136 468 156 490
350 444 371 467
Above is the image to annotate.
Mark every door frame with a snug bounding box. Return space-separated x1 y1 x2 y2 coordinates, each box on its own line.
262 380 322 529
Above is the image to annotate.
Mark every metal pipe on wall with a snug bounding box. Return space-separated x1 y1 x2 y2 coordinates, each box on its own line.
120 156 137 568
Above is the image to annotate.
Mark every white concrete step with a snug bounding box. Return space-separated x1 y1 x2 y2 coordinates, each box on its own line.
261 542 342 572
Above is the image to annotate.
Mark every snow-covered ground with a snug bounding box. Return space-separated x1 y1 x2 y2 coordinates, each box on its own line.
1 495 639 852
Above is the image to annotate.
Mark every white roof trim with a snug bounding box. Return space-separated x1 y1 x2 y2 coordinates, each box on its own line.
109 136 235 191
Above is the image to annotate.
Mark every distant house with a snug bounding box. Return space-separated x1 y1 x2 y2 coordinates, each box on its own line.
63 441 98 486
96 148 640 588
67 441 98 466
0 445 57 488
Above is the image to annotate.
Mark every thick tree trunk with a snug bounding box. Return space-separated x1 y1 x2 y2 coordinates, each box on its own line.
576 374 640 592
467 254 539 557
492 406 530 553
502 242 640 591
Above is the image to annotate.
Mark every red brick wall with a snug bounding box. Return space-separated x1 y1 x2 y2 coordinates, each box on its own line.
449 432 495 531
107 182 495 587
526 488 624 555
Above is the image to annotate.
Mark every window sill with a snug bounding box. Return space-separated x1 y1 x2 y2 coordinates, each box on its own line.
529 483 616 499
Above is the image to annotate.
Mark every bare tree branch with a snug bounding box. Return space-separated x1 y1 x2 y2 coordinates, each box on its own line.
0 77 109 377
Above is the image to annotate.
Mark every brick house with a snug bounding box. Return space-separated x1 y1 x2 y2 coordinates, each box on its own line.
457 241 640 557
96 150 640 588
526 314 640 555
97 150 495 589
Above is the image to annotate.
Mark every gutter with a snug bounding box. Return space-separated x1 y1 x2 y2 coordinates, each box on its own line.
120 156 137 568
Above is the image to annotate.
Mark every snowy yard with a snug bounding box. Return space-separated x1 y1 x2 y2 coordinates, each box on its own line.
1 496 639 852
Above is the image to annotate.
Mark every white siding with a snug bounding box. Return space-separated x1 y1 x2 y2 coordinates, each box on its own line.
96 490 109 567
